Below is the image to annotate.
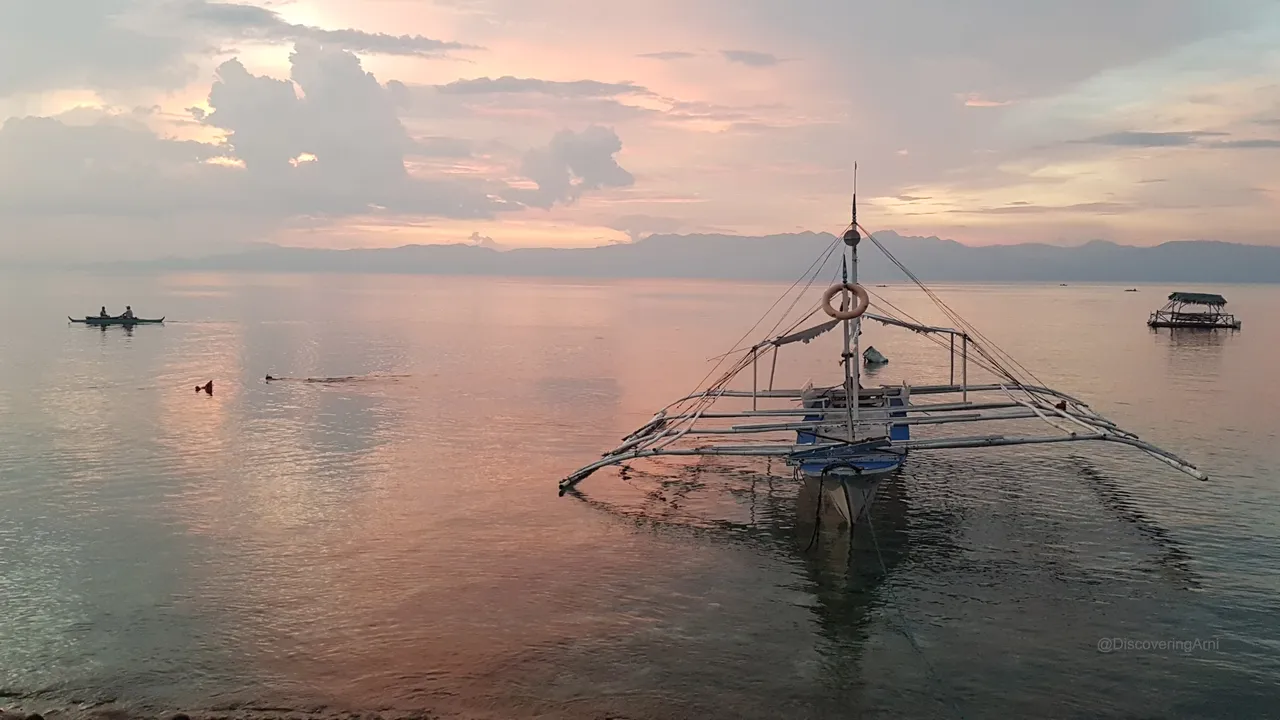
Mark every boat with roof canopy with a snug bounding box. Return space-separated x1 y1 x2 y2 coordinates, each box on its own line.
1147 292 1241 329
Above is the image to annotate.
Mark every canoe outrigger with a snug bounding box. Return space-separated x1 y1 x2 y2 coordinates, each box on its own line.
556 175 1207 528
70 315 165 326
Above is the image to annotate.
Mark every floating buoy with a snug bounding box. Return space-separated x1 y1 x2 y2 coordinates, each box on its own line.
821 282 870 320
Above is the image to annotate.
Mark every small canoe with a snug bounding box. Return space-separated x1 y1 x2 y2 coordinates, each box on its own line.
70 316 165 326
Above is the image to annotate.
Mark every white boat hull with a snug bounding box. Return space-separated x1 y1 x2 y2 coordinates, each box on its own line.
799 472 884 528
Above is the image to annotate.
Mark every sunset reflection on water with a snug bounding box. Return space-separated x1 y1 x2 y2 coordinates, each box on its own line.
0 274 1277 718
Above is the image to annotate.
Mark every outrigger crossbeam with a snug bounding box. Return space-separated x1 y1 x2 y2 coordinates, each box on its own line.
558 383 1206 495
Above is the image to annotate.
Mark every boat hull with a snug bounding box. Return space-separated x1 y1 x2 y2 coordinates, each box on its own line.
800 470 886 529
71 316 164 326
788 444 903 529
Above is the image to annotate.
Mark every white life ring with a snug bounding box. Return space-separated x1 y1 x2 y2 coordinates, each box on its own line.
821 283 870 320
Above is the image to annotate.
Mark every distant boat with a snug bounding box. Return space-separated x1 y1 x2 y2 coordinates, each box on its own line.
863 345 888 365
1125 288 1138 292
70 315 165 326
1147 292 1241 330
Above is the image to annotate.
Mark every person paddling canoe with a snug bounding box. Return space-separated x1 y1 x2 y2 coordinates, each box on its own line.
99 306 109 318
122 306 134 319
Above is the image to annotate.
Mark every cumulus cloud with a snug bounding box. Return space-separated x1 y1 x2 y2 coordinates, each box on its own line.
468 231 503 249
515 126 635 208
196 45 634 214
608 214 687 241
0 115 221 216
414 136 474 157
0 0 476 99
0 112 282 260
0 42 636 258
203 42 414 188
202 58 309 172
0 0 192 97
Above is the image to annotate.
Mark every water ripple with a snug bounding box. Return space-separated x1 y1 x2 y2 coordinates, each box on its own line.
1 276 1277 719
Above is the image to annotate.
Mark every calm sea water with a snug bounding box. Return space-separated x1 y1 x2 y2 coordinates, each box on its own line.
1 273 1278 720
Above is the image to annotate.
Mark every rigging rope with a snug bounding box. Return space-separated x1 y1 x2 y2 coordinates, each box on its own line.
631 236 845 457
638 217 1072 455
864 291 1008 379
859 223 1048 391
716 237 843 361
672 235 842 416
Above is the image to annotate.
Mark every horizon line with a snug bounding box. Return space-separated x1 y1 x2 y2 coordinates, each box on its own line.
228 231 1265 256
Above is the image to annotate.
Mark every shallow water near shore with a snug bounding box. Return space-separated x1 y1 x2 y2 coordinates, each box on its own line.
2 273 1278 719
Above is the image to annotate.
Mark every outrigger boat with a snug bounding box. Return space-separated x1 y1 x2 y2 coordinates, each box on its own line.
70 315 165 326
557 177 1207 528
1147 292 1241 330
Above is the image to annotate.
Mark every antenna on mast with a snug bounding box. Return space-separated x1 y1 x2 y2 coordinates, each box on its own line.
852 161 858 226
844 161 860 246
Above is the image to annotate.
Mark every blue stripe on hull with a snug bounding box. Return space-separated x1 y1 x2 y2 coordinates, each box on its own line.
889 395 909 441
795 392 911 446
796 410 823 445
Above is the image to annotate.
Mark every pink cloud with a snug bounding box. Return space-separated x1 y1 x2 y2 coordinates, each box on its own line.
961 93 1014 107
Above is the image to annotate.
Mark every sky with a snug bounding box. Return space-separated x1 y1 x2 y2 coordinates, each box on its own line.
1 0 1278 260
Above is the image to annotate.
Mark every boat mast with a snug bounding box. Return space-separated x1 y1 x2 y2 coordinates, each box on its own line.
841 163 861 440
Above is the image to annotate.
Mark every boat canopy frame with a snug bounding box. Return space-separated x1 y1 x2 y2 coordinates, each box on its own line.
1147 292 1241 330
